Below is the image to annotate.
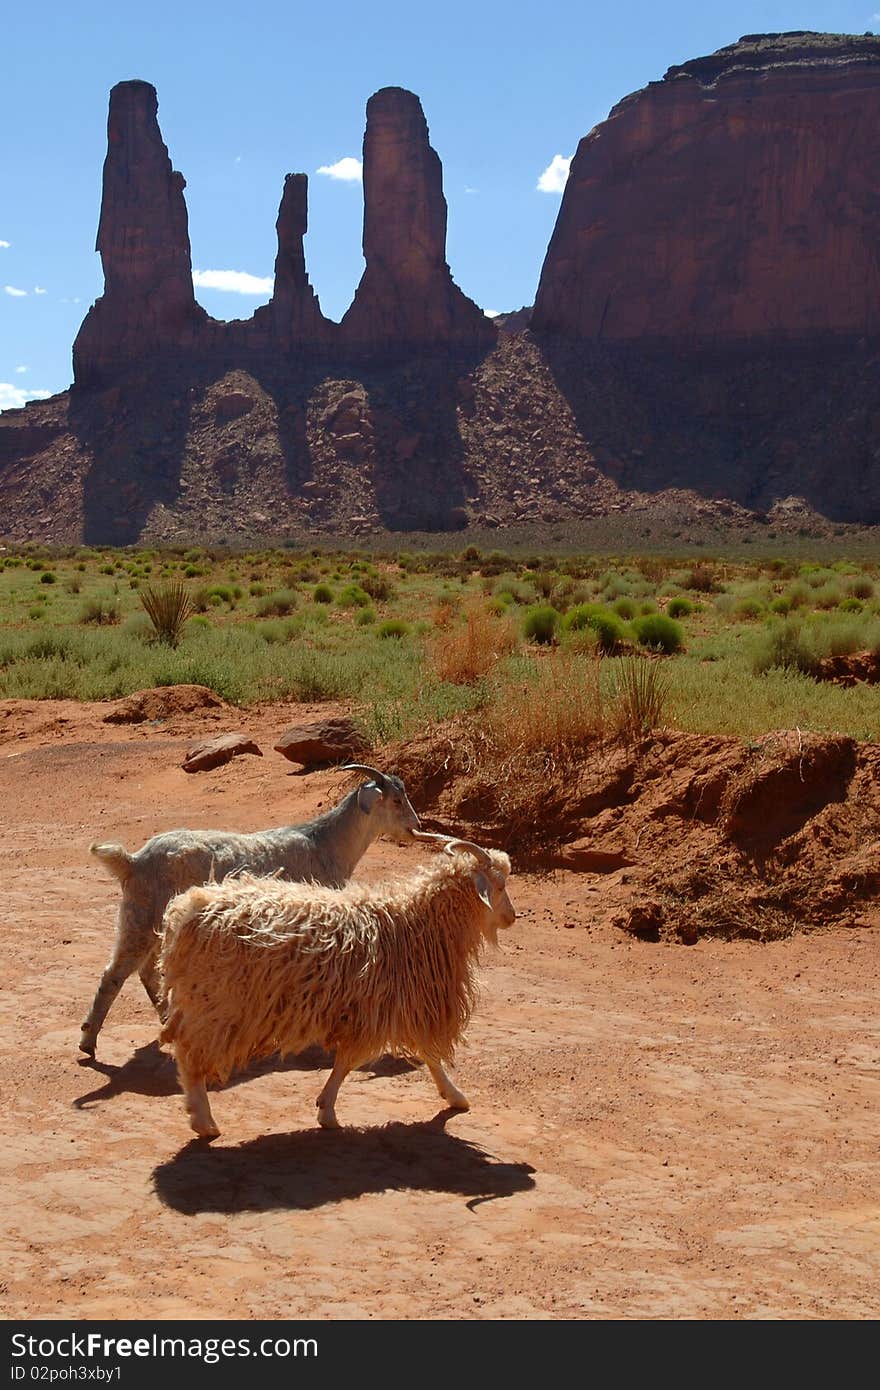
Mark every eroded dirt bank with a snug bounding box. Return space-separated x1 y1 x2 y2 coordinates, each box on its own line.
1 696 878 1320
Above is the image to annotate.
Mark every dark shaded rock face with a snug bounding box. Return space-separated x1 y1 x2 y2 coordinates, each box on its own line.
73 81 208 386
532 32 880 344
340 88 495 350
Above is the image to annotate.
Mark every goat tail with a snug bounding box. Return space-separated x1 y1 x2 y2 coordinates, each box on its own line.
90 841 133 882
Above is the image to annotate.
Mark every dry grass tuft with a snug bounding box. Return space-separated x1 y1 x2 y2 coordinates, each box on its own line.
484 651 603 760
430 601 517 684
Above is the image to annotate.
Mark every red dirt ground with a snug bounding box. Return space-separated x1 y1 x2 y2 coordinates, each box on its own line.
2 694 878 1321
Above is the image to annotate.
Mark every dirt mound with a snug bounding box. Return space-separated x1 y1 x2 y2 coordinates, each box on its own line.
719 730 857 849
103 685 226 724
815 650 880 686
393 722 880 942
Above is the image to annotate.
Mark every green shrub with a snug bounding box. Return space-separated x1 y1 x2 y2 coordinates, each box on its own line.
839 597 863 613
612 596 638 620
562 604 624 653
770 595 792 616
337 584 371 609
632 613 684 654
39 572 57 585
377 619 410 639
734 597 764 621
356 607 376 626
522 604 559 645
666 596 693 619
313 583 334 604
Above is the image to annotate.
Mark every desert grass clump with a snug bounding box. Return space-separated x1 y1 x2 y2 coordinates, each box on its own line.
140 581 194 648
632 613 684 654
79 597 120 626
609 655 669 741
751 619 816 676
430 602 517 684
256 589 298 618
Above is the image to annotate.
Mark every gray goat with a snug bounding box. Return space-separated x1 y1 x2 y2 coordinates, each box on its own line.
79 765 419 1056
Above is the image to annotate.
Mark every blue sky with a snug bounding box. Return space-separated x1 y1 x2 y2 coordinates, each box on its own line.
1 0 876 409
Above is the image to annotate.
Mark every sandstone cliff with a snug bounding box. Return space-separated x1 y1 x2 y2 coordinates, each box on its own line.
73 81 209 387
532 31 880 343
340 88 495 349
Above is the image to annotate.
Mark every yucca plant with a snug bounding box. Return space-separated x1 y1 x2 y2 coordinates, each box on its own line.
139 581 194 647
611 655 668 741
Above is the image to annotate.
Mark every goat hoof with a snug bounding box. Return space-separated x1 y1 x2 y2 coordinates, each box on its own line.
445 1091 470 1111
191 1122 220 1140
317 1109 340 1130
79 1036 96 1057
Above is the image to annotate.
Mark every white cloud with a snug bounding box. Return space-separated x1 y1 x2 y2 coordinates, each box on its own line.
537 154 572 194
464 186 478 194
0 240 10 249
4 284 27 297
316 156 363 182
0 383 52 412
34 285 47 295
192 269 273 295
15 365 27 373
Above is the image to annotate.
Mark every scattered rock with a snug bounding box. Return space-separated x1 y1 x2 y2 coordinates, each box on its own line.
273 717 369 767
181 732 263 773
104 685 224 724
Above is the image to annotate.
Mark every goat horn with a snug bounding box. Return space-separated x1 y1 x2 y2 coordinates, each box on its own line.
410 829 493 868
339 763 387 783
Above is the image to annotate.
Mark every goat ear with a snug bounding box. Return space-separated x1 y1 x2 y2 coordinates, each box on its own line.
472 871 493 909
357 781 384 814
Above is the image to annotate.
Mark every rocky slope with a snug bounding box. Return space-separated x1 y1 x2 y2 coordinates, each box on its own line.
1 331 879 544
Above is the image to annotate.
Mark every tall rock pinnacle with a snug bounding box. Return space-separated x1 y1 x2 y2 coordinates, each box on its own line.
340 87 495 349
251 173 331 347
73 80 206 385
532 32 880 344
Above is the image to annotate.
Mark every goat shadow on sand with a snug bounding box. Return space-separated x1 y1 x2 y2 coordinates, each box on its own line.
73 1042 416 1109
153 1112 536 1213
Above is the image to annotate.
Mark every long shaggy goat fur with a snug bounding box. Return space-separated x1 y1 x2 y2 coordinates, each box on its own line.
160 850 512 1089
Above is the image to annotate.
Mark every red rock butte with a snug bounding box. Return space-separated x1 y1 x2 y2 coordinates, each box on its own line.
532 31 880 344
73 81 495 386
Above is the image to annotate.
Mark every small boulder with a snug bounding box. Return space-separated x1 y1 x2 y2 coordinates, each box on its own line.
274 717 368 767
214 390 255 421
182 732 263 773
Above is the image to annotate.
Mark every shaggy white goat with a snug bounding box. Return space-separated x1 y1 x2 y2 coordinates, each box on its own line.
80 766 419 1057
159 833 515 1137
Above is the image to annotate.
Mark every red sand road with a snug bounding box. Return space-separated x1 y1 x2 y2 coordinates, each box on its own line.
1 697 878 1320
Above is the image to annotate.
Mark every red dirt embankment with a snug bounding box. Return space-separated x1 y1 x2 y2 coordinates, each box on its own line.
2 693 878 1320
